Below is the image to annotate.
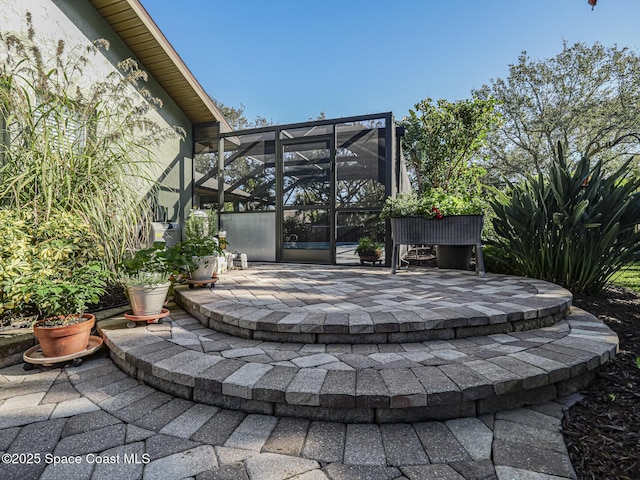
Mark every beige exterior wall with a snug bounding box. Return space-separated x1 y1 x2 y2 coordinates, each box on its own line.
0 0 194 226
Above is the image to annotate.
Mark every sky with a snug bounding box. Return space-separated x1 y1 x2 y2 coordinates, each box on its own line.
140 0 640 126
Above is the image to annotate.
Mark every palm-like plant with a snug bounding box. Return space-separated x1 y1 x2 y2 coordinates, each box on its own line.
489 142 640 294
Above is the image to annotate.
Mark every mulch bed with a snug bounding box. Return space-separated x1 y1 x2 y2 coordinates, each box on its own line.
564 286 640 480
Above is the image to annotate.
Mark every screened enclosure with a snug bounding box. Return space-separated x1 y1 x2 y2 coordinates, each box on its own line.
193 112 405 266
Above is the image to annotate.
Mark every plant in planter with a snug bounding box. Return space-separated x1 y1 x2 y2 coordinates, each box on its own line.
355 237 383 265
1 209 111 356
118 243 186 316
26 264 109 357
175 210 225 281
385 97 501 273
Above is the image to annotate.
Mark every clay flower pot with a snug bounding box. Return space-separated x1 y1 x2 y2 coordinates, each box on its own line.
33 313 95 357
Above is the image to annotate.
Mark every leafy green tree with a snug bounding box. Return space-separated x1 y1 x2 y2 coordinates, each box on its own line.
401 97 501 195
474 42 640 180
210 97 270 130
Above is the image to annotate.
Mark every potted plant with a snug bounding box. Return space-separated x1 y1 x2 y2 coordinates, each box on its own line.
28 263 108 357
355 237 383 265
0 210 110 357
177 209 225 281
382 188 487 273
385 97 500 273
118 242 184 316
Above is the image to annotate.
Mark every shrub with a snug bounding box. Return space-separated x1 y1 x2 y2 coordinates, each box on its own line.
0 208 110 324
488 142 640 294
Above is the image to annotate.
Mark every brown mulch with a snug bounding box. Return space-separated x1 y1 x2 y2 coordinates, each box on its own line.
564 286 640 480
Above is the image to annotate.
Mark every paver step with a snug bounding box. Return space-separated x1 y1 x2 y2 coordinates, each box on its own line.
99 304 617 423
175 265 573 344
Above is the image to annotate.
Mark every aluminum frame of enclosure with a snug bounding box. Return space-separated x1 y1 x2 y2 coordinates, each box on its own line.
193 112 398 266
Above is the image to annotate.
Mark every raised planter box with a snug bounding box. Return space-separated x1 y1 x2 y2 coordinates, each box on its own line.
390 215 485 275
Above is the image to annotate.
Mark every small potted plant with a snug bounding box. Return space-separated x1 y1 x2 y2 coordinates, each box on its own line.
27 263 109 357
355 237 383 265
118 242 182 316
177 209 225 281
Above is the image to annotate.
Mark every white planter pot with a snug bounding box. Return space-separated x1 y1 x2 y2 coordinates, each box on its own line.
190 255 218 280
127 282 171 316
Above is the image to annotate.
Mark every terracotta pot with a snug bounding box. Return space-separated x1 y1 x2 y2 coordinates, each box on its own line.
33 313 95 357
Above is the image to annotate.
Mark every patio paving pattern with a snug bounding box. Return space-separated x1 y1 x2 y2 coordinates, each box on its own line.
1 265 618 478
99 266 617 424
175 264 574 343
0 355 580 479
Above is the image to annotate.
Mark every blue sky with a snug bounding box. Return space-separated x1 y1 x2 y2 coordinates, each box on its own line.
141 0 640 125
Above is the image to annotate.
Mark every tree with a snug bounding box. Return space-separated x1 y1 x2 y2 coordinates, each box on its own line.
401 97 501 194
210 97 270 130
474 42 640 180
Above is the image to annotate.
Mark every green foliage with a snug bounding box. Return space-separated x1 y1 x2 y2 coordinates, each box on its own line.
382 189 487 219
475 42 640 180
401 97 501 194
184 209 219 242
355 237 382 256
22 263 107 322
0 14 183 270
179 209 223 258
118 241 191 287
488 142 640 295
0 208 110 323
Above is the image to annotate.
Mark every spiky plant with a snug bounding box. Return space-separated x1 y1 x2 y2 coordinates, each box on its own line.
488 142 640 294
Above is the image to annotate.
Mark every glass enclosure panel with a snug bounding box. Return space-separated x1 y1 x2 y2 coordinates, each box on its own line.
335 121 386 208
282 141 331 206
223 132 276 211
283 209 331 263
220 212 276 262
336 211 386 265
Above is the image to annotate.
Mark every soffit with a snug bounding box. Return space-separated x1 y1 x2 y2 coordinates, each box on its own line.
89 0 232 133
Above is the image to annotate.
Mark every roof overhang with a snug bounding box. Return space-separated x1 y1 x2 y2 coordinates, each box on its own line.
89 0 233 133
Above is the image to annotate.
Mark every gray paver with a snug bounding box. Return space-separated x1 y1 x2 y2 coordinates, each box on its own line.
493 440 575 478
445 417 493 460
401 464 465 480
135 398 194 431
244 453 320 480
414 422 471 463
92 442 146 480
61 410 122 437
285 368 328 406
192 409 247 445
143 445 217 480
344 424 386 466
222 363 273 399
262 417 310 457
223 414 278 451
380 424 429 467
301 421 346 464
160 403 220 439
323 464 402 480
146 433 201 459
54 424 126 457
493 419 566 454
